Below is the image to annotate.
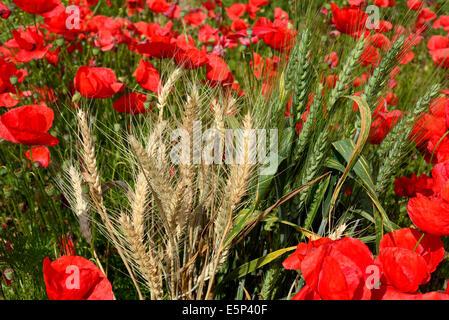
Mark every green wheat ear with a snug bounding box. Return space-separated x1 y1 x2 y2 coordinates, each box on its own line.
286 29 313 122
328 37 366 109
363 36 405 110
296 128 329 211
294 82 324 160
375 83 441 194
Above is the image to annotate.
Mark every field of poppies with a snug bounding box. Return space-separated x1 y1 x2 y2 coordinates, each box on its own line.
1 0 449 301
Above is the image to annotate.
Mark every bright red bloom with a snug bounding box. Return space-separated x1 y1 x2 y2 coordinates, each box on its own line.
283 238 333 270
375 247 429 293
410 113 447 147
379 228 445 280
184 9 207 27
11 0 64 18
75 66 124 99
253 17 296 52
43 256 113 300
225 3 247 21
0 1 11 19
407 194 449 236
205 54 234 86
407 0 423 11
330 3 368 35
0 105 59 146
42 7 87 39
348 0 366 6
292 284 321 300
374 0 396 7
4 26 52 63
325 52 339 68
428 36 449 52
372 285 449 300
133 59 161 93
146 0 171 13
369 109 403 145
172 36 209 70
274 7 289 21
57 235 77 256
134 21 175 58
359 44 380 67
25 146 51 168
113 92 148 114
430 49 449 68
394 174 434 198
0 57 27 108
433 16 449 32
300 237 374 300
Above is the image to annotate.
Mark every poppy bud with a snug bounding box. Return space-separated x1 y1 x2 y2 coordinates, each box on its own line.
2 185 12 198
72 91 82 103
45 184 55 196
55 38 65 47
9 75 18 85
14 168 23 178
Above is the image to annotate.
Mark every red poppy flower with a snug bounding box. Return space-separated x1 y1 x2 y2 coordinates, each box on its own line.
300 237 374 300
369 109 403 144
375 247 428 293
74 66 124 99
172 35 209 70
43 256 113 300
372 285 449 300
394 174 434 198
407 0 423 11
374 0 396 7
375 20 393 33
379 228 445 279
146 0 171 13
57 236 77 256
134 21 175 59
428 36 449 52
0 105 59 146
0 1 11 19
410 113 447 147
330 3 368 35
433 16 449 32
407 194 449 236
113 92 148 114
184 9 207 27
205 54 234 86
0 57 27 108
325 52 339 68
359 44 380 67
225 3 247 21
430 49 449 68
42 8 87 39
283 238 333 270
24 146 51 168
11 0 64 18
292 284 321 300
348 0 366 6
125 0 146 15
133 59 161 93
252 17 296 52
374 0 396 8
4 26 53 63
274 8 289 21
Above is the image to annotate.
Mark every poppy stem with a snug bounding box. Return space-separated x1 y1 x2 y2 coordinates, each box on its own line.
413 233 425 252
